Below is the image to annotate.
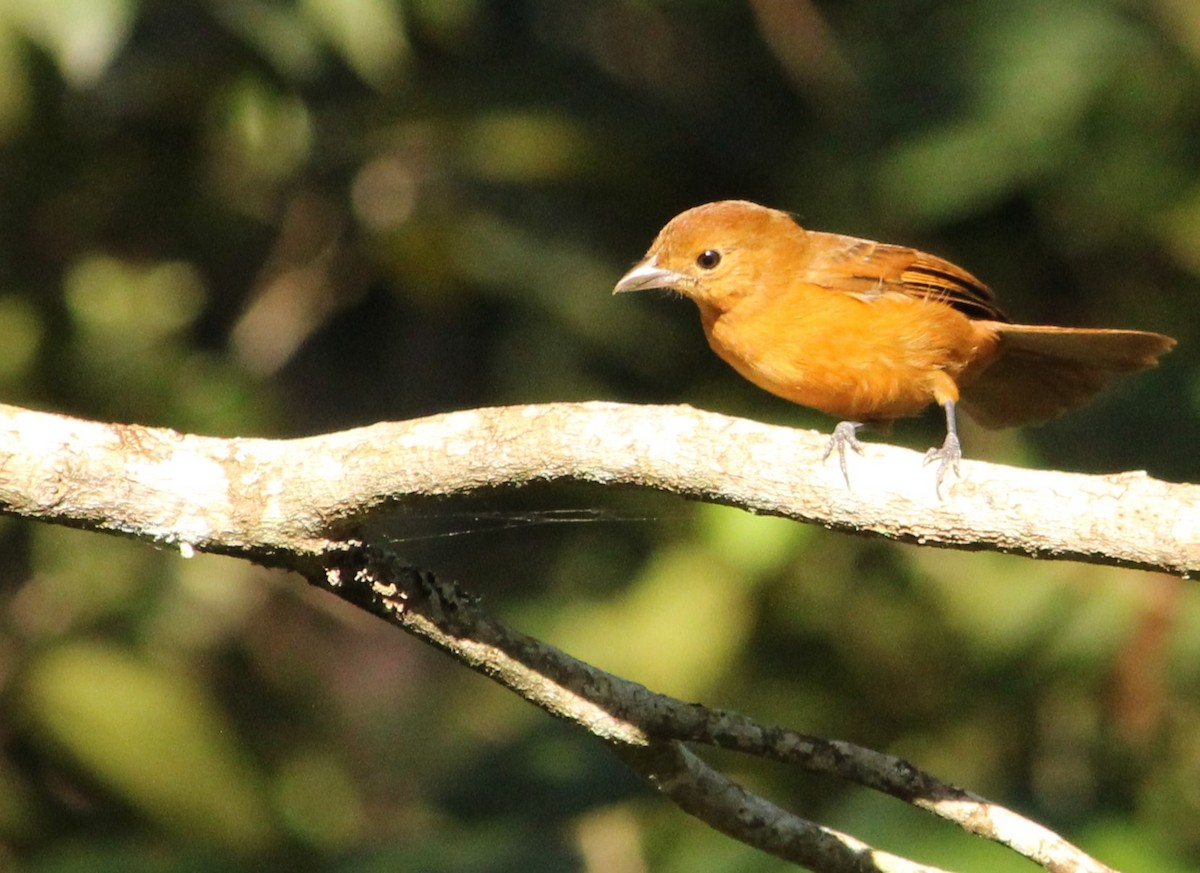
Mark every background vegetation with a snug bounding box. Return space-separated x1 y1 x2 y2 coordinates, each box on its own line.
1 1 1198 870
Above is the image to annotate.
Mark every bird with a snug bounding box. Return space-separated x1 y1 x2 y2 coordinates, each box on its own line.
613 200 1176 487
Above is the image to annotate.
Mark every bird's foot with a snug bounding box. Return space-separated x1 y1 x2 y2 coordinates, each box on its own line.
923 432 961 496
822 421 864 486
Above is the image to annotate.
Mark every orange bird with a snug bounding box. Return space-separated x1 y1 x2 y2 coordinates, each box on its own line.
614 200 1175 485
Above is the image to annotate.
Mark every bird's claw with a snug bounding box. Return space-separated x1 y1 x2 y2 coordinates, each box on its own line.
923 432 962 496
822 421 864 486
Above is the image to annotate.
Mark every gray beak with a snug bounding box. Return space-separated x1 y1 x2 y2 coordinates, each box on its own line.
612 259 689 294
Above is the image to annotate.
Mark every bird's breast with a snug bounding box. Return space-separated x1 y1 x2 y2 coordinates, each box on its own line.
697 288 995 421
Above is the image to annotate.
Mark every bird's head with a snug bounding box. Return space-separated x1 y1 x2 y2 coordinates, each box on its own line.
612 200 808 310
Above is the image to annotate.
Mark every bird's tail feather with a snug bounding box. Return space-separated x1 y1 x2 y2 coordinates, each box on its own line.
960 323 1174 429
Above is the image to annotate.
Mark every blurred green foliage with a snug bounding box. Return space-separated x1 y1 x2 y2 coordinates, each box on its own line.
0 1 1198 871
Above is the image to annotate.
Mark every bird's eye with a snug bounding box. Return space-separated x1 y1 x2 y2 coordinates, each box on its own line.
696 249 721 270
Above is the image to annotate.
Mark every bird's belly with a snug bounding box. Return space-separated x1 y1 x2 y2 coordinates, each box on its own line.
704 298 987 421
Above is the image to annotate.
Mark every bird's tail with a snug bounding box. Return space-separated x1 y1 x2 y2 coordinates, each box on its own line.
960 323 1175 429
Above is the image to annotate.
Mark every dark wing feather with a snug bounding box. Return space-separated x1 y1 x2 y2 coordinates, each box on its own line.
800 231 1008 322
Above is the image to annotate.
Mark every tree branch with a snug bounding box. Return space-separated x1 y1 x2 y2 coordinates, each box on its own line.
615 741 959 873
0 400 1176 871
319 541 1115 873
0 401 1194 574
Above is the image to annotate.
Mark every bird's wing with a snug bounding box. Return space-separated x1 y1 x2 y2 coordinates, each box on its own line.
800 231 1008 322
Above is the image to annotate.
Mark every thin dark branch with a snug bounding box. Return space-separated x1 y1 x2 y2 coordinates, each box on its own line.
659 709 1116 873
313 541 1117 873
616 741 958 873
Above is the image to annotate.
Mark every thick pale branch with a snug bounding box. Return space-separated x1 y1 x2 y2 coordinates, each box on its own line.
0 400 1130 871
0 401 1194 574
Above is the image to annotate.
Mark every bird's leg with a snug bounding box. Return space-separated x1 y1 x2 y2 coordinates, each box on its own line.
923 400 962 492
822 421 864 486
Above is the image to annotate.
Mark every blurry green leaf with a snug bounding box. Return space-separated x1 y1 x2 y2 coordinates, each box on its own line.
1159 183 1200 279
1157 0 1200 65
3 0 134 86
273 749 363 850
301 0 407 85
407 0 482 50
446 210 687 368
889 713 1013 798
149 553 267 655
972 1 1135 132
648 815 780 873
0 22 31 138
697 503 805 576
546 544 751 698
24 527 154 631
877 0 1141 224
1131 703 1200 856
212 0 323 81
0 760 39 843
0 294 41 383
1169 582 1200 679
1082 817 1196 872
1040 568 1146 668
169 351 274 434
64 255 206 347
459 112 600 184
214 78 313 185
877 120 1044 225
19 641 275 853
915 551 1073 661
